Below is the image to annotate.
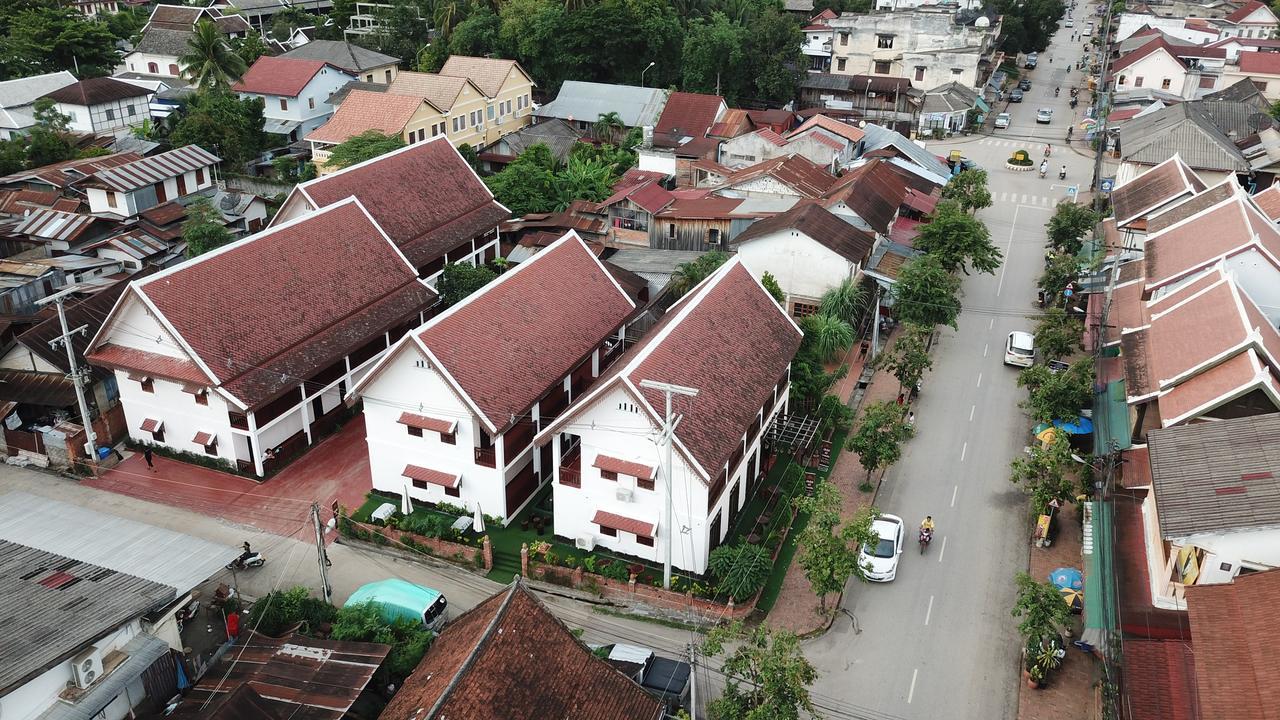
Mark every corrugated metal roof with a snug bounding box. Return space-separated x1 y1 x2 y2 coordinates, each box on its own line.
1119 103 1251 172
12 209 94 242
0 540 174 694
89 144 221 192
35 633 169 720
535 81 667 129
0 491 235 593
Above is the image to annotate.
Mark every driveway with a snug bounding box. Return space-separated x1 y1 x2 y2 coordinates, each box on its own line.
86 416 372 540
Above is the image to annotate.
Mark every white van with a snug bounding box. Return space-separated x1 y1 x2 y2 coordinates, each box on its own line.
1005 331 1035 367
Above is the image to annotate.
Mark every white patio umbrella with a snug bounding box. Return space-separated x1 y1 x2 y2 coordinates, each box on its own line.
473 502 485 534
401 482 414 515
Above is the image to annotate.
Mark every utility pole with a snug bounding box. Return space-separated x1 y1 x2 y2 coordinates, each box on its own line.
311 502 332 602
37 288 98 471
688 642 699 720
639 379 699 590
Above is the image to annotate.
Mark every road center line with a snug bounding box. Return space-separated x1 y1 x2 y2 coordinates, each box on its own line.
996 204 1021 297
984 343 989 357
908 668 919 703
976 373 983 388
989 318 995 330
960 442 967 462
939 536 948 562
969 405 976 421
951 485 959 507
925 595 934 626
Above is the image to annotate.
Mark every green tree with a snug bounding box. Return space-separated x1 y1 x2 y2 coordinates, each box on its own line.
1012 571 1072 646
795 481 880 611
707 542 772 602
1017 357 1094 424
0 140 25 175
847 400 913 491
1009 432 1074 514
486 155 558 215
892 255 963 329
0 5 120 80
941 168 993 214
437 262 499 306
1034 307 1084 361
800 313 854 363
681 12 748 103
268 6 315 41
818 278 866 325
23 98 76 168
183 198 232 258
446 6 501 58
741 7 803 103
103 6 148 43
325 129 406 169
1039 251 1080 308
366 0 434 60
179 19 248 89
553 153 617 208
169 90 266 166
331 601 435 679
592 111 626 144
246 586 337 636
668 250 730 297
991 0 1066 53
789 353 848 411
915 199 1002 275
1046 202 1099 256
231 33 273 66
875 323 933 394
702 621 819 720
761 271 785 305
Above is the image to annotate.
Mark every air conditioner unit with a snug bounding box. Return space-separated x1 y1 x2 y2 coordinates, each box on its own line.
575 534 595 551
615 487 634 502
70 647 103 689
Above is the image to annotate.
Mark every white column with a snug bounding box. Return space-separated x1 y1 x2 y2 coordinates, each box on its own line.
248 411 264 477
300 383 313 444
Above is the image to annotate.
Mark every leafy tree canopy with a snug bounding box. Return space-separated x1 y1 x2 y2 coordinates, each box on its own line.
703 621 820 720
179 19 248 89
992 0 1067 54
1046 202 1099 256
1009 431 1076 515
1034 307 1084 361
915 199 1002 275
183 198 232 258
1017 356 1094 424
169 90 266 167
847 400 913 488
795 481 880 610
761 271 785 305
438 262 499 307
0 4 120 80
892 255 963 329
669 250 730 298
708 542 772 602
875 323 933 393
941 168 993 214
325 130 406 170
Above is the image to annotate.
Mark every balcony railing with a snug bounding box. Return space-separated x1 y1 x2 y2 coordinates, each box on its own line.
474 446 496 468
559 466 581 487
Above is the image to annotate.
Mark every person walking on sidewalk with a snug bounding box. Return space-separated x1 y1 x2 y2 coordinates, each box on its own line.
143 447 155 471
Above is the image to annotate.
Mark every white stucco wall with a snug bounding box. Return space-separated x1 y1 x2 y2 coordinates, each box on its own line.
122 52 182 78
735 229 860 305
1114 51 1189 95
239 66 354 139
0 344 61 373
0 621 146 720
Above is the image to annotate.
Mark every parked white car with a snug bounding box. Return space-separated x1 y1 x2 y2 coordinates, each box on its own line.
860 514 905 582
1005 331 1035 367
995 112 1011 129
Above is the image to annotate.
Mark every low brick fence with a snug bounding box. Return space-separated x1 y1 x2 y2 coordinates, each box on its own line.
345 520 492 572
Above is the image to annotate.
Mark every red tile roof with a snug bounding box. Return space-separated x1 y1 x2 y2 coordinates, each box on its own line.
1226 0 1273 23
1121 640 1198 720
139 417 162 433
380 581 662 720
655 91 724 139
1112 38 1180 73
100 199 431 409
592 454 656 480
1252 184 1280 220
598 180 674 215
822 159 908 236
305 90 426 144
718 154 837 199
1237 50 1280 75
1111 155 1205 227
1143 194 1280 291
43 77 150 106
232 57 337 97
654 195 746 220
592 509 655 538
787 114 864 145
1186 569 1280 720
756 128 788 146
88 343 211 385
296 139 510 270
438 56 529 98
403 463 460 489
398 412 455 433
415 233 634 432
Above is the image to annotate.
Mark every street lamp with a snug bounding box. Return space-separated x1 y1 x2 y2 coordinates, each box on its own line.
641 61 656 87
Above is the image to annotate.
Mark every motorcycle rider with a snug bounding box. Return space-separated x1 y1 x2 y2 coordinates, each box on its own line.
1039 160 1048 177
921 516 935 532
1060 164 1068 179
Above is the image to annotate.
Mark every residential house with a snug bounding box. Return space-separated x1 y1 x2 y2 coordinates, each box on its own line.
635 91 727 177
1111 38 1228 98
1222 49 1280 100
1116 13 1220 44
874 0 981 8
798 74 921 132
207 0 334 31
1204 35 1280 61
387 70 492 144
720 128 797 170
86 198 436 477
1117 102 1255 184
0 260 69 315
802 19 835 73
279 39 400 84
0 72 77 140
121 5 251 80
1132 415 1280 612
379 580 663 720
349 233 634 521
732 203 877 317
232 56 354 141
0 151 141 194
306 90 445 168
438 56 537 146
919 81 983 135
478 118 585 170
1221 0 1280 38
1109 154 1208 233
819 158 910 239
598 180 675 247
856 122 952 184
273 138 509 283
83 230 173 270
535 81 668 133
40 77 152 136
823 11 1001 90
80 145 220 218
650 195 761 251
536 259 802 574
785 113 865 167
0 491 233 720
708 154 838 199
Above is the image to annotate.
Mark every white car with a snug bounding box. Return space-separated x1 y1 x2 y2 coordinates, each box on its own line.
994 112 1011 129
1065 18 1074 27
1036 108 1054 124
1005 331 1035 367
860 514 905 582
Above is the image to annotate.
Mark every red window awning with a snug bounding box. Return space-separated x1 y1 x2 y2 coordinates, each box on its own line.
403 464 460 489
592 509 655 538
398 412 457 434
139 418 163 433
592 454 657 480
193 431 216 446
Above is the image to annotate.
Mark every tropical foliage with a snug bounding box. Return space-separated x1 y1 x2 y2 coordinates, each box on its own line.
892 255 963 329
1017 357 1093 424
914 200 1002 275
796 481 880 611
1046 202 1099 256
875 323 933 394
708 542 772 602
800 313 854 363
703 621 820 720
326 130 407 170
847 401 913 490
0 0 123 80
169 91 266 167
1034 308 1084 361
183 198 232 258
1009 431 1075 515
437 262 499 307
179 19 248 88
668 250 730 298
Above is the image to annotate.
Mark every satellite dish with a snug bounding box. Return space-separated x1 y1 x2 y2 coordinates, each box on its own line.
976 16 990 27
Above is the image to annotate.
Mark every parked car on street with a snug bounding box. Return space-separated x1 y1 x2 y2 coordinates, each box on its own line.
1018 78 1032 91
1005 331 1035 367
995 112 1011 129
860 514 905 582
595 643 692 713
1036 108 1054 123
1010 89 1024 103
1024 53 1038 69
1065 18 1074 26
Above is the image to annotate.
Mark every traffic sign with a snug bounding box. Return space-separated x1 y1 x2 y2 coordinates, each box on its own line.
1100 177 1114 193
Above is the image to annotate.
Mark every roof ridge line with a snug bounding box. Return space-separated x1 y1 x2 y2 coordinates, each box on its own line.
425 580 521 719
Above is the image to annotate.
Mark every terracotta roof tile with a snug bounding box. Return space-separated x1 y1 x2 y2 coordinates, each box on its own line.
1156 350 1268 424
1226 0 1272 23
1237 50 1280 75
592 454 656 480
306 90 426 144
398 412 456 433
787 114 864 144
232 57 338 97
654 91 724 139
439 56 527 98
403 463 460 488
1112 155 1205 227
731 202 875 264
1144 195 1280 291
592 509 655 537
87 343 210 385
119 200 431 409
416 233 634 431
1121 640 1198 720
387 71 469 111
717 154 836 199
297 139 509 270
1251 184 1280 220
380 582 662 720
1146 181 1236 234
1186 568 1280 720
598 180 674 215
42 77 150 106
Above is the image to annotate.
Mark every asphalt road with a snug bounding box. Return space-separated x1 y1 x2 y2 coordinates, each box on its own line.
801 9 1106 720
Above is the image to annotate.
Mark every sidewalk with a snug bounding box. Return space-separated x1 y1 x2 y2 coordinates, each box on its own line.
766 331 907 635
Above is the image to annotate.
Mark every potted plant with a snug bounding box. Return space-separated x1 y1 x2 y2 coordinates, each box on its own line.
1026 637 1065 688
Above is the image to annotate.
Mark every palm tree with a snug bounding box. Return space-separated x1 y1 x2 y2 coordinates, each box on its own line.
593 111 625 145
434 0 459 40
179 20 248 90
819 279 867 326
802 313 855 363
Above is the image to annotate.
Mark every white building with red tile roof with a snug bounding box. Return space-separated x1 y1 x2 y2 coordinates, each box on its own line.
233 56 355 142
536 259 802 574
272 138 510 285
349 232 635 520
86 198 435 477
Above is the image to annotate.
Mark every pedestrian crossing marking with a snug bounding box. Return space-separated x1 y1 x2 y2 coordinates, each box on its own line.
993 191 1064 207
